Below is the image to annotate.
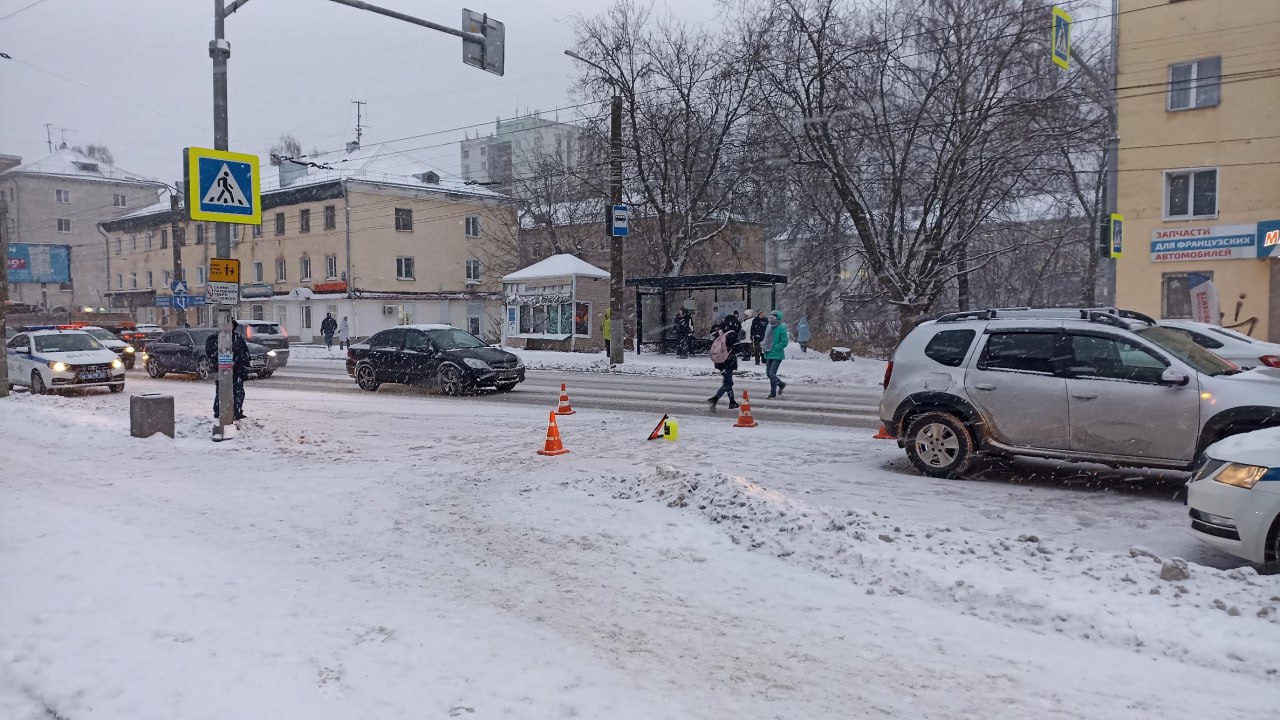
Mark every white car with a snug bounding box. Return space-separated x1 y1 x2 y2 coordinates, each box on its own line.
80 325 138 369
1158 320 1280 372
5 328 126 394
1187 427 1280 570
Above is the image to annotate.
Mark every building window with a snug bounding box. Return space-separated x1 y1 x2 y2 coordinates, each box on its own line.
251 304 264 321
396 256 415 280
160 229 168 248
113 193 127 208
1165 168 1217 220
302 305 313 330
463 149 471 159
276 258 287 282
253 261 264 283
253 223 263 238
275 212 285 236
55 188 70 204
324 205 336 230
129 235 137 251
197 266 207 285
465 215 481 237
395 208 413 232
480 146 486 156
117 273 123 290
145 271 153 288
299 208 311 234
145 232 153 250
300 256 312 282
196 224 206 245
163 270 171 287
1168 57 1221 111
325 254 338 279
114 238 122 254
465 258 481 284
57 218 71 233
1160 272 1209 319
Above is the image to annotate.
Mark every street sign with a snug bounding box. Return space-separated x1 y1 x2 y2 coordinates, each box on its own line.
1109 213 1124 259
462 10 505 76
171 280 189 295
206 282 240 306
184 147 262 224
173 294 188 311
612 204 630 237
1051 6 1071 70
208 258 240 284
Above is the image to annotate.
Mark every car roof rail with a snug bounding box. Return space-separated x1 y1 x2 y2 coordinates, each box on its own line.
1115 308 1156 325
936 310 995 323
1081 310 1131 330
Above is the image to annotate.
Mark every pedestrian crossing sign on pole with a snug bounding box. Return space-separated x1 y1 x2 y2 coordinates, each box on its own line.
1050 6 1071 70
184 147 261 224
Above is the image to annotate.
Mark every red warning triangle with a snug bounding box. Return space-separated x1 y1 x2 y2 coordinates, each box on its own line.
647 414 669 441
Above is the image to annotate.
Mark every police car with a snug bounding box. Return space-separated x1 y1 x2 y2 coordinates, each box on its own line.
1187 427 1280 571
5 327 126 394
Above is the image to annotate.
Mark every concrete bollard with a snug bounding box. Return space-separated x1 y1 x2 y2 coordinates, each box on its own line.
130 393 175 439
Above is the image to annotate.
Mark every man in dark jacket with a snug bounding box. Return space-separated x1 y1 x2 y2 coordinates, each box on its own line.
749 310 769 365
205 321 251 420
674 308 693 358
320 312 338 350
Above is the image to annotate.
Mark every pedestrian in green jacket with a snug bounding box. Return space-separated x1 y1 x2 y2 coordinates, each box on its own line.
761 310 788 398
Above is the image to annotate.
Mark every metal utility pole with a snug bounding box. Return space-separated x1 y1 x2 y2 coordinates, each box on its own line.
206 0 504 436
565 49 626 365
170 193 187 327
0 197 9 398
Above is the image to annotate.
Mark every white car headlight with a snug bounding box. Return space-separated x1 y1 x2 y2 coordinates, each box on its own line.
462 357 491 370
124 346 136 353
267 350 278 357
1214 463 1267 489
111 359 124 370
48 361 68 372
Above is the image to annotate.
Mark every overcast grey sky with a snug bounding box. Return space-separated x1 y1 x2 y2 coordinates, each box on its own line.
0 0 720 183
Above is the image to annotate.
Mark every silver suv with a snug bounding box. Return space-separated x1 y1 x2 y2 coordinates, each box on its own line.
879 308 1280 478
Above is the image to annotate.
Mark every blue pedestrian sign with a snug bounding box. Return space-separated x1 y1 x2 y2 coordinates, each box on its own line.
184 147 262 224
171 280 188 295
612 204 630 237
1051 6 1071 70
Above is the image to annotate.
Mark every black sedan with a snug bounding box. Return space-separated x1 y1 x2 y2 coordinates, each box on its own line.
346 324 525 395
143 328 277 380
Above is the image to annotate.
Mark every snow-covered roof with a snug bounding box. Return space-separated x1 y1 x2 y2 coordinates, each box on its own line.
116 197 174 221
503 254 609 281
0 148 161 186
264 143 507 201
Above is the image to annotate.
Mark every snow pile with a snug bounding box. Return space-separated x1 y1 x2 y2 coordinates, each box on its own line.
510 347 886 387
597 465 1280 679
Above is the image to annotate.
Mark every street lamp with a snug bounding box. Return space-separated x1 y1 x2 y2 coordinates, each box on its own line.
565 49 625 366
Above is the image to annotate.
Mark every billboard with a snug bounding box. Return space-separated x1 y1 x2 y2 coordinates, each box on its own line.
7 243 71 284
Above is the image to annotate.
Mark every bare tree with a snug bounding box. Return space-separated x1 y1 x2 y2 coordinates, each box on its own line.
754 0 1079 337
72 143 114 165
573 0 764 276
268 133 303 165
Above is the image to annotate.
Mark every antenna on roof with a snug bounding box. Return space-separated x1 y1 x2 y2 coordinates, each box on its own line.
352 100 367 146
43 123 53 153
57 127 74 150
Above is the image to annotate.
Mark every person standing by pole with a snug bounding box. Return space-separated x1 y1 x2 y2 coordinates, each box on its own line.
320 312 337 352
762 310 789 399
602 307 612 358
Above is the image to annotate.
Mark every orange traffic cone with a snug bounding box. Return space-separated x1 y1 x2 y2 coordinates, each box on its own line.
873 423 894 440
537 411 570 456
733 390 758 428
555 383 576 415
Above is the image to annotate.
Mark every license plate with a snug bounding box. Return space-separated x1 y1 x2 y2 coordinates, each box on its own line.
498 372 518 381
251 359 266 367
81 370 106 381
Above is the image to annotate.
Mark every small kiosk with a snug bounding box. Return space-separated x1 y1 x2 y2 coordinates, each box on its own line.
502 254 610 353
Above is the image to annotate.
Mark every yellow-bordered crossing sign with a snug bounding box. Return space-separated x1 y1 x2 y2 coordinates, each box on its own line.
1051 6 1072 70
184 147 261 224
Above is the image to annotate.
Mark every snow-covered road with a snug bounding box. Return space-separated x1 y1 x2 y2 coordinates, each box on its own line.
2 383 1277 719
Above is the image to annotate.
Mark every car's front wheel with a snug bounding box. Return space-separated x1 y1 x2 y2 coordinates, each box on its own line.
124 355 135 370
30 370 48 395
196 358 213 381
355 362 380 392
438 364 467 396
257 369 274 379
109 383 125 393
146 357 166 378
904 411 974 479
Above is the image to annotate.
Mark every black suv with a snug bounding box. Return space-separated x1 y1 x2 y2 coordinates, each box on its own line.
144 328 276 380
239 321 290 365
346 324 524 395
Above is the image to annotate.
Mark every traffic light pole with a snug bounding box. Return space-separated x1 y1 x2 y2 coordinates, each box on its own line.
208 0 502 437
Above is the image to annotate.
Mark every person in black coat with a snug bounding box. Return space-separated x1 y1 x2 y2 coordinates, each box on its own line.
320 313 338 350
749 311 769 365
205 321 251 420
706 323 739 411
674 308 694 358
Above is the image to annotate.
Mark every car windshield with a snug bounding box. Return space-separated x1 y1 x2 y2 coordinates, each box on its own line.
84 328 117 341
35 333 103 353
1134 326 1239 376
428 328 486 350
247 323 281 335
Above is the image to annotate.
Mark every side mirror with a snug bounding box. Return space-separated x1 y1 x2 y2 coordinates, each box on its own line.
1161 367 1190 386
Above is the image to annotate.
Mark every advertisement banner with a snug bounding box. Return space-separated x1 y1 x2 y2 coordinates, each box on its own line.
1187 272 1220 324
1150 225 1257 263
7 243 72 283
1258 220 1280 259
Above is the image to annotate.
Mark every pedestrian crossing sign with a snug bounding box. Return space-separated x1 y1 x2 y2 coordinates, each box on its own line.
184 146 261 224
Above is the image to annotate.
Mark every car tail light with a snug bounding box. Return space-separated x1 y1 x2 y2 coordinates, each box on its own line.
346 348 355 361
882 360 894 388
280 326 288 337
244 326 254 338
1260 355 1280 368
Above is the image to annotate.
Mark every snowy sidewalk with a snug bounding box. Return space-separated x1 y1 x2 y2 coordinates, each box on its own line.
2 388 1277 719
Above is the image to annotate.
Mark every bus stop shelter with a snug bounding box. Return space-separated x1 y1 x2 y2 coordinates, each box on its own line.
626 272 788 354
